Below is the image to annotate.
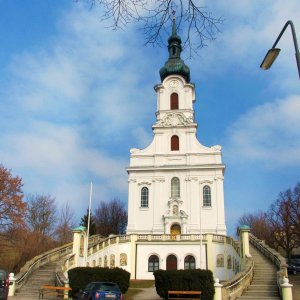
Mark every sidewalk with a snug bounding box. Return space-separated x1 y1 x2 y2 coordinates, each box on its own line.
289 274 300 300
130 286 161 300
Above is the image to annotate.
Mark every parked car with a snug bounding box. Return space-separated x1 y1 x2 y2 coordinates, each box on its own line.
287 258 300 275
77 282 124 300
0 269 9 300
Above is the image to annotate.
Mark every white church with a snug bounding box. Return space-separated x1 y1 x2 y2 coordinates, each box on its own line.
69 19 248 282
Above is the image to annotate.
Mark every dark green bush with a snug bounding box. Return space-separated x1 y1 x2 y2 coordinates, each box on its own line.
68 267 130 295
154 269 214 300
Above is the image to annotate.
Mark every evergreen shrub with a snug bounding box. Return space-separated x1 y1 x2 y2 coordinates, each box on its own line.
153 269 215 300
68 267 130 295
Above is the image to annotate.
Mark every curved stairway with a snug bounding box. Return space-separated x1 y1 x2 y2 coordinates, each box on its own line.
13 262 57 299
237 245 280 300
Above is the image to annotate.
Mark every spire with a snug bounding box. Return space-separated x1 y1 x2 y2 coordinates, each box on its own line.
159 15 190 83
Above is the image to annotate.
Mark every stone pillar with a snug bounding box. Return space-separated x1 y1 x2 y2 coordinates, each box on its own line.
126 178 136 233
206 234 213 271
215 175 226 234
213 278 223 300
8 273 16 296
238 225 251 260
129 235 138 279
64 279 70 300
72 226 87 267
281 277 293 300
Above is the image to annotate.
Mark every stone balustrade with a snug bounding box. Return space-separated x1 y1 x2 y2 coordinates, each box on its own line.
221 256 254 300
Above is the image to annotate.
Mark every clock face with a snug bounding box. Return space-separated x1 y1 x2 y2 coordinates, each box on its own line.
169 80 179 88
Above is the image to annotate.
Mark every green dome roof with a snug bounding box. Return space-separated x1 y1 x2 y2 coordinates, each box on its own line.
159 18 190 83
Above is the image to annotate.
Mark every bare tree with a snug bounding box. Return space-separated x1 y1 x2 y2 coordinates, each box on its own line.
1 226 57 272
267 190 299 260
78 0 223 57
26 194 57 236
94 198 127 237
290 182 300 245
237 211 273 247
55 202 77 245
0 165 26 233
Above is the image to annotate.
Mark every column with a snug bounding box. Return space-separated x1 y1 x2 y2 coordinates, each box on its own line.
8 273 16 296
238 225 251 262
206 234 213 271
280 277 293 300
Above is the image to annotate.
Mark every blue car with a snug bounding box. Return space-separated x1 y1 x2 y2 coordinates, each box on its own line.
77 282 124 300
0 270 9 300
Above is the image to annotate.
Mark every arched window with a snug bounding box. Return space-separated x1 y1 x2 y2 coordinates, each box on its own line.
148 255 159 272
171 177 180 198
170 93 179 110
184 255 195 270
171 135 179 151
141 187 149 207
203 185 211 206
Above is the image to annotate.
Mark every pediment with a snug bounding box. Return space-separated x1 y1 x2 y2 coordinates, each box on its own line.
156 112 193 127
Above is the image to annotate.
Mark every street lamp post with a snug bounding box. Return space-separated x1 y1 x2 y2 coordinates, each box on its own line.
260 20 300 79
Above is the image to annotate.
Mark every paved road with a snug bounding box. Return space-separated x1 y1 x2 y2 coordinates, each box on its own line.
131 286 161 300
9 276 298 300
289 273 300 300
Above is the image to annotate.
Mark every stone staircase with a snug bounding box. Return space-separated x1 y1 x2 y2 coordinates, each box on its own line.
14 262 57 299
237 245 280 300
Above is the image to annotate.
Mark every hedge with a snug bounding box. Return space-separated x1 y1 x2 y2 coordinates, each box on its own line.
68 267 130 295
154 269 215 300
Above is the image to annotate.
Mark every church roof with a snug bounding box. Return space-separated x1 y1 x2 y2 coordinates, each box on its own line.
159 17 190 83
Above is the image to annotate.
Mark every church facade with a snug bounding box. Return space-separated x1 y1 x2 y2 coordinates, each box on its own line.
69 19 246 282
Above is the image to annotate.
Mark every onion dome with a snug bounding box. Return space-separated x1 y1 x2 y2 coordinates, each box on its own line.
159 17 190 83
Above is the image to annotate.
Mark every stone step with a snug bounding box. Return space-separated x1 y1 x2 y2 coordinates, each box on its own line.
243 291 279 296
237 245 280 300
247 285 278 291
251 279 277 282
15 261 59 299
236 296 280 300
252 276 277 280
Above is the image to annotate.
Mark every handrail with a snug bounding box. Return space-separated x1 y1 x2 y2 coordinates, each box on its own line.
249 234 287 296
15 243 73 289
222 256 254 300
15 234 103 290
226 260 254 289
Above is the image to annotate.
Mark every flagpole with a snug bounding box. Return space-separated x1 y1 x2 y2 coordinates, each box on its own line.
85 182 93 266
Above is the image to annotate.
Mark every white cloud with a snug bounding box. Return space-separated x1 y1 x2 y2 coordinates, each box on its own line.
225 95 300 167
0 4 155 210
192 0 300 90
131 126 153 149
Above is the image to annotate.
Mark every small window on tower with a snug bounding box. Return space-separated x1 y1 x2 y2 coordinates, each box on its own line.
171 177 180 198
141 187 149 208
170 93 179 110
203 185 211 207
172 46 176 55
171 135 179 151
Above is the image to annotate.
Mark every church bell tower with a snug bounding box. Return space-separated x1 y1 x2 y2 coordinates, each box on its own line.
126 18 226 236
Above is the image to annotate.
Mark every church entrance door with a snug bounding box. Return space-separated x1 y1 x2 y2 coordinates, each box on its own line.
171 224 181 237
166 255 177 270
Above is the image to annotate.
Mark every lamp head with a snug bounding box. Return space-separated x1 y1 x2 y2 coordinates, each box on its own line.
260 48 281 70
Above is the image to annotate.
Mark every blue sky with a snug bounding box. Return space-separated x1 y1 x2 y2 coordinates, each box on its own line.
0 1 300 235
